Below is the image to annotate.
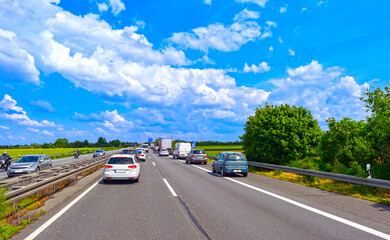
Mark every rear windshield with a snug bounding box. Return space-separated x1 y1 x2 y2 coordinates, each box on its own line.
16 156 39 163
193 150 205 154
141 145 148 148
96 150 103 152
108 157 134 164
226 154 246 161
161 149 167 151
137 150 143 154
122 150 137 155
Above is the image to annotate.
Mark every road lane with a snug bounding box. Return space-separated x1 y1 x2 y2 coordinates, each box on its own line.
14 152 207 240
152 153 390 240
12 151 390 240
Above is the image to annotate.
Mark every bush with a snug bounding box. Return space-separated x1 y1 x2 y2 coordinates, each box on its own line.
240 104 322 165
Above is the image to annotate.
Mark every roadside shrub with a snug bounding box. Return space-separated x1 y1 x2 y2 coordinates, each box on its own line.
241 104 322 165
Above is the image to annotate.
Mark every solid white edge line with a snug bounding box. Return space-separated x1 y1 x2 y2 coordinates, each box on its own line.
190 165 390 239
152 162 156 166
163 178 178 197
25 180 100 240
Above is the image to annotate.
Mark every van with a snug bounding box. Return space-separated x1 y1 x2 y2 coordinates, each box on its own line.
173 142 191 159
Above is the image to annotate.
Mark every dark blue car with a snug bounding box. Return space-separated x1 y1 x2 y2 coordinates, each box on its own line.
212 152 248 177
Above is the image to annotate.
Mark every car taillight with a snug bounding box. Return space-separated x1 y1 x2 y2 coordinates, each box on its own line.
191 155 194 158
128 165 137 168
135 155 138 158
205 155 208 158
224 164 227 167
178 151 180 155
105 165 113 168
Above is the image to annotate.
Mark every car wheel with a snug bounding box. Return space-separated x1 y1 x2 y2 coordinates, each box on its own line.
103 178 108 184
204 161 207 165
212 165 216 173
221 168 225 176
134 175 139 183
36 167 40 173
243 172 248 177
49 164 52 170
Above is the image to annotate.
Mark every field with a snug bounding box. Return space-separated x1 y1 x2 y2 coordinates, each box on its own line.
196 145 242 151
0 147 121 160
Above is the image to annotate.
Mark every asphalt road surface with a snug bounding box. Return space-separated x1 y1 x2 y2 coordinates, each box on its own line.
13 151 390 240
0 150 120 180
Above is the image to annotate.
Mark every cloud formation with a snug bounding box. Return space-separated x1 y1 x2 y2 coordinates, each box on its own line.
243 62 270 73
235 0 268 7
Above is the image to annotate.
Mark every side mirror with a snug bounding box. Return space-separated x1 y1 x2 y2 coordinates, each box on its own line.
39 159 44 163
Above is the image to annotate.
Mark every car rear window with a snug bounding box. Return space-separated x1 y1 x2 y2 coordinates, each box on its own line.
122 150 136 154
137 150 143 154
193 150 205 154
226 154 246 161
108 157 134 164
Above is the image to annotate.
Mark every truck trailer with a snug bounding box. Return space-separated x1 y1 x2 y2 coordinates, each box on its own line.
158 138 172 151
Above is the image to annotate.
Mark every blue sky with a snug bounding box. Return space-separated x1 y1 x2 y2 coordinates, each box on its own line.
0 0 389 145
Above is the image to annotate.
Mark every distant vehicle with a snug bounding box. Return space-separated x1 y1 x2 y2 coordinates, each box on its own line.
153 146 159 153
141 144 149 153
7 154 52 177
158 138 172 151
103 154 140 183
159 148 169 156
93 149 106 157
150 142 155 148
137 149 146 161
186 149 207 165
121 149 137 155
173 142 191 159
212 152 248 177
167 148 173 155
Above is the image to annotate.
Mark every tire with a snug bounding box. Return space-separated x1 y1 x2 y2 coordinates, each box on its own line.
49 164 52 170
243 172 248 177
203 161 207 165
36 167 40 173
221 168 225 176
134 175 140 183
173 155 176 159
103 178 108 184
212 165 216 173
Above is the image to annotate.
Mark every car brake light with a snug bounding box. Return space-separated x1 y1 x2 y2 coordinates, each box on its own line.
205 155 208 158
191 155 194 158
135 155 138 158
128 165 137 168
224 164 227 167
105 165 113 168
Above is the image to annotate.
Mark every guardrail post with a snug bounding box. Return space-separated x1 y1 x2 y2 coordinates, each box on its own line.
366 164 371 178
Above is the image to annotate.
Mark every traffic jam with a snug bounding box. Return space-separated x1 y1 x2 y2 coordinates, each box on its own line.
102 138 249 183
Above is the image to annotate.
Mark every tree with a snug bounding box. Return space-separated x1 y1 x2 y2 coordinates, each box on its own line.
96 137 107 147
362 82 390 164
240 104 322 165
320 118 373 166
108 139 121 147
54 138 70 148
42 143 50 148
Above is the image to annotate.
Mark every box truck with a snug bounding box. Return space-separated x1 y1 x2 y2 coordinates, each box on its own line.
158 138 172 151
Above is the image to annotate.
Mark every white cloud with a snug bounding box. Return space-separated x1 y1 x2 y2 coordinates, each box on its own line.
97 3 108 12
204 0 212 5
278 37 283 43
269 60 369 122
301 7 308 12
41 130 54 136
234 8 260 21
108 0 125 15
0 125 9 130
269 46 274 52
280 6 287 13
243 62 270 73
235 0 268 7
27 128 40 132
170 20 263 52
288 48 295 56
0 94 58 127
30 100 55 112
0 29 40 84
317 1 324 6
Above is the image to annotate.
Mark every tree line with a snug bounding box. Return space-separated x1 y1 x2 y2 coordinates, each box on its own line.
240 83 390 180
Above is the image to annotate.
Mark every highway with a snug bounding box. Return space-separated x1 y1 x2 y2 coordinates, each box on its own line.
13 151 390 240
0 150 119 180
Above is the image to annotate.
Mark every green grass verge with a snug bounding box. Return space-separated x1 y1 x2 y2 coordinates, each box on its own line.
196 145 242 151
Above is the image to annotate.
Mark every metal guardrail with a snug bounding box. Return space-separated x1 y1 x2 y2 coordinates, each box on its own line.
208 156 390 190
3 153 117 204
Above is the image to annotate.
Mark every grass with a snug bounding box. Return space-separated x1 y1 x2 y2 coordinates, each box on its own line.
248 166 390 205
196 145 242 151
0 147 122 160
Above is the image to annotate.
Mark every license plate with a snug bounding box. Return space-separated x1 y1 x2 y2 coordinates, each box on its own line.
14 170 23 173
116 170 126 173
234 170 241 173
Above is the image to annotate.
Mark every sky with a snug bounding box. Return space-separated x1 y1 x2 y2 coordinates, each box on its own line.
0 0 389 145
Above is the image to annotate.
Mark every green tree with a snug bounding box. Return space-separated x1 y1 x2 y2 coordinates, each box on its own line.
240 104 322 165
42 143 50 148
362 83 390 164
54 138 70 148
320 118 373 166
97 137 107 147
108 139 121 147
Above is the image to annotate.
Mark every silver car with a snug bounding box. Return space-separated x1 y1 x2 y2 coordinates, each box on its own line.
7 154 52 177
159 148 169 156
93 149 106 157
103 154 140 183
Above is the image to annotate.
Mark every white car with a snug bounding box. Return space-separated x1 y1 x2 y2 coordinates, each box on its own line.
159 148 169 156
136 148 146 161
103 154 140 183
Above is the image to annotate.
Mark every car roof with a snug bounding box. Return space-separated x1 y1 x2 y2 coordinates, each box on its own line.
111 154 134 158
22 154 45 156
222 152 243 154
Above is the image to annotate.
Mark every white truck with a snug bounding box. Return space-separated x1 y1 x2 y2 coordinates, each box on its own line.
158 138 172 151
173 142 192 159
